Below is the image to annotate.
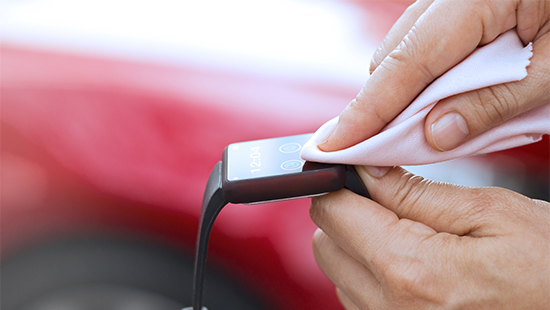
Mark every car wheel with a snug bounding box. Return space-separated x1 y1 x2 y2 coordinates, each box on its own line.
1 236 268 310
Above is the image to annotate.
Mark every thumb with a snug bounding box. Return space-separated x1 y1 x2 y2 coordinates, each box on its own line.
425 34 550 152
357 165 529 236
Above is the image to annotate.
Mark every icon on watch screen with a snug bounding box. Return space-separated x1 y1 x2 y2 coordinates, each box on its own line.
281 160 304 171
279 143 301 153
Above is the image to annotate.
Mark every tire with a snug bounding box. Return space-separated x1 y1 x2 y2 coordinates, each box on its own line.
1 236 268 310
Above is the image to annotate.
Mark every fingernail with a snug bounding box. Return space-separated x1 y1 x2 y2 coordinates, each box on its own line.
363 166 390 178
318 138 330 151
317 124 339 151
430 112 469 151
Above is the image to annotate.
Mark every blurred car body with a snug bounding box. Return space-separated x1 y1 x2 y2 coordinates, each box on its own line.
1 1 547 310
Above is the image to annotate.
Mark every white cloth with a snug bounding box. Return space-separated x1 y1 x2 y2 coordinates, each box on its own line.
301 29 549 166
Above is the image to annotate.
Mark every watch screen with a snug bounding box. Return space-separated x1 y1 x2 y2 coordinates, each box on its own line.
226 133 313 181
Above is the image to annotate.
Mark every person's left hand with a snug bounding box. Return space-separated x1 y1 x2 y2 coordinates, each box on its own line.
310 166 550 309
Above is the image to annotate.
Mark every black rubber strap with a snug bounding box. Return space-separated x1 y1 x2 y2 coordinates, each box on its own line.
345 165 370 199
189 162 368 310
191 161 227 310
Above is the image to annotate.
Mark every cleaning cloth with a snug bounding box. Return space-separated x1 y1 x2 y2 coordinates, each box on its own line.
301 29 549 166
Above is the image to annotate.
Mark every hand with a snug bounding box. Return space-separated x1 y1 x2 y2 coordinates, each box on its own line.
310 166 550 309
319 0 550 152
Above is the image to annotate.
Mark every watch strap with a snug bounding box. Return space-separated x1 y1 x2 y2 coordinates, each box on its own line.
345 165 370 199
192 161 227 310
190 161 368 310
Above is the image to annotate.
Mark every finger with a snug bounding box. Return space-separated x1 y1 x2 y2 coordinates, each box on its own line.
310 185 441 282
312 229 382 310
311 188 486 308
516 0 550 44
425 32 550 151
357 165 531 236
310 165 531 303
370 0 434 74
336 288 362 310
319 0 520 152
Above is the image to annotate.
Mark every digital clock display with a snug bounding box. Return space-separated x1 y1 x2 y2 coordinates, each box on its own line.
225 133 313 181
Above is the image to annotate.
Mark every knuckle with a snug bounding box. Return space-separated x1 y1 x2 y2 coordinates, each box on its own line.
311 229 338 268
370 42 390 74
470 84 519 131
370 0 435 75
383 260 443 304
346 88 392 128
311 228 327 254
465 187 509 218
394 269 429 298
480 0 515 41
385 27 436 86
379 232 458 306
369 56 380 74
381 243 456 306
309 192 342 227
391 172 433 217
309 196 325 224
460 187 523 235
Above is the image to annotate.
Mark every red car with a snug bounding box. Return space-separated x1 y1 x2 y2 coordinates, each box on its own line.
2 1 547 310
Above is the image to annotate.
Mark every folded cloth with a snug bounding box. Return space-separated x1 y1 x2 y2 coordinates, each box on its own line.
301 29 549 166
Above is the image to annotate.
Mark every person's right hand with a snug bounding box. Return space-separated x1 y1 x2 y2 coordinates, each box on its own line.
319 0 550 153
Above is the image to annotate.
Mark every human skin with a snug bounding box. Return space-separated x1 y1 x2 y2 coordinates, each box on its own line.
310 166 550 309
319 0 550 152
310 1 549 308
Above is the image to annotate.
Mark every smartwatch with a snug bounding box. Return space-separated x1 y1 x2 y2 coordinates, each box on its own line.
188 134 369 310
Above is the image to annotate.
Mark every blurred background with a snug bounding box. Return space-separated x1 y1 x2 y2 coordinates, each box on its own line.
1 1 548 310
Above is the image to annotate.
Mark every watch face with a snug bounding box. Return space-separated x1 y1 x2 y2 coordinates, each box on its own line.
225 133 313 181
222 133 347 204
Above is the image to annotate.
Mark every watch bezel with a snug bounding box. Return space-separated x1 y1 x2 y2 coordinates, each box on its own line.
221 147 347 204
